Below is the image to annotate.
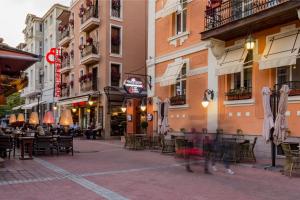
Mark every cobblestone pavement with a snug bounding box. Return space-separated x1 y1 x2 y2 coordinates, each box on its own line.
0 139 299 200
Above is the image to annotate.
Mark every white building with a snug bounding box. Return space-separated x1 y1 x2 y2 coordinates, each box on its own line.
21 4 68 121
21 14 44 120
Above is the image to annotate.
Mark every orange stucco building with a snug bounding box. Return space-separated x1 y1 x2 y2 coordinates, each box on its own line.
148 0 300 157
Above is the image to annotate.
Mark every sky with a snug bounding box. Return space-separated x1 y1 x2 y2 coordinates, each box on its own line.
0 0 70 47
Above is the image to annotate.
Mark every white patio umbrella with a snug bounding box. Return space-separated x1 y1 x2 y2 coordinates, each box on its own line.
262 87 274 142
160 98 170 135
273 85 290 145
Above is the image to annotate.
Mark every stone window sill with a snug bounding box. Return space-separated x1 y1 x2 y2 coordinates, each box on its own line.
224 99 255 106
169 104 189 109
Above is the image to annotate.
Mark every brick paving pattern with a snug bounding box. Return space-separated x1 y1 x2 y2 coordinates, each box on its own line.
0 139 299 200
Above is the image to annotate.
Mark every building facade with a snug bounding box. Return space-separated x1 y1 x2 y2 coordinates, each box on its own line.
147 0 216 134
21 4 68 121
149 0 300 158
57 0 147 138
21 14 44 120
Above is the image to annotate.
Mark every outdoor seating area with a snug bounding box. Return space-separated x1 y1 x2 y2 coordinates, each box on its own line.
123 129 258 164
0 127 74 163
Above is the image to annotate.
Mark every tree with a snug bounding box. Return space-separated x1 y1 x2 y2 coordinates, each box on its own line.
0 93 24 118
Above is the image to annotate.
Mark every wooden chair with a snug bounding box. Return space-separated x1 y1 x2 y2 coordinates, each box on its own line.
281 143 300 176
57 136 73 156
0 136 14 159
161 136 175 153
34 136 57 155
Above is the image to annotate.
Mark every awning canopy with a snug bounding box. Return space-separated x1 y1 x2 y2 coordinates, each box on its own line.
12 105 24 111
216 45 248 76
22 101 46 110
161 0 181 18
57 96 88 106
159 59 184 86
0 43 39 96
259 29 300 70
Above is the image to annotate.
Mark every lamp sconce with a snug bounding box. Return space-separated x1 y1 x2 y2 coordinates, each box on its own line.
88 95 94 106
121 99 127 113
202 89 214 108
140 98 147 112
245 34 255 50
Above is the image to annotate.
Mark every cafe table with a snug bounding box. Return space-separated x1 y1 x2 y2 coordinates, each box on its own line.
19 136 34 160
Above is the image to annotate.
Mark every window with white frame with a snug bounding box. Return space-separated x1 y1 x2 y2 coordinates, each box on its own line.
50 34 53 48
39 23 43 32
175 0 187 35
276 60 300 86
111 0 121 19
44 38 48 54
231 50 253 90
44 20 48 30
111 26 121 55
172 64 187 96
110 63 121 87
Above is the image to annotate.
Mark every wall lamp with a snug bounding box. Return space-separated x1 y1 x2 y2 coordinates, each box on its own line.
121 99 127 113
88 95 94 106
140 98 146 112
245 34 255 50
202 89 214 108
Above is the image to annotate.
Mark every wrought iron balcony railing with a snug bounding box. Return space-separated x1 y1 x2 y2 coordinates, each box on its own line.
275 81 300 96
81 42 99 58
81 6 98 24
205 0 289 31
80 77 98 93
61 56 70 69
170 95 186 106
226 87 252 101
59 29 70 41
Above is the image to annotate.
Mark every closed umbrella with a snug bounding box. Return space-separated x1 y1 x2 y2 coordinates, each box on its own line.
262 87 274 142
160 99 170 135
157 99 163 135
273 85 289 145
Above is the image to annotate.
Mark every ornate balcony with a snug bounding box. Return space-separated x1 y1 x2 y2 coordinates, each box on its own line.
202 0 300 40
80 6 100 32
80 42 100 65
61 56 73 74
61 85 70 98
80 77 98 93
225 87 252 101
59 29 71 47
170 95 186 106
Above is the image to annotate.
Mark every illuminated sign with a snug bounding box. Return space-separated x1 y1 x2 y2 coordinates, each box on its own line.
123 77 144 94
46 48 61 97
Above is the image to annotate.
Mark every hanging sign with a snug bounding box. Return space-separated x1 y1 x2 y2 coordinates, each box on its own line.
46 48 61 97
123 77 144 94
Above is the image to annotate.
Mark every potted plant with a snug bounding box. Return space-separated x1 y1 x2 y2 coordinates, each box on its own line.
86 0 93 9
86 37 93 46
79 5 85 17
79 44 85 51
141 121 148 134
63 51 68 58
58 24 64 32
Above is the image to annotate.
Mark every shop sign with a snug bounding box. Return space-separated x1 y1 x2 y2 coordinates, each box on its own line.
123 77 144 94
46 48 61 97
127 114 132 122
147 113 153 121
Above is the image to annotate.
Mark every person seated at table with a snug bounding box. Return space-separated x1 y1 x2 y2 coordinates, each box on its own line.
37 125 45 136
0 128 5 136
86 121 96 139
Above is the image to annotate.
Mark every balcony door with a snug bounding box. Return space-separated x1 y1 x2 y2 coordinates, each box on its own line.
92 67 98 91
